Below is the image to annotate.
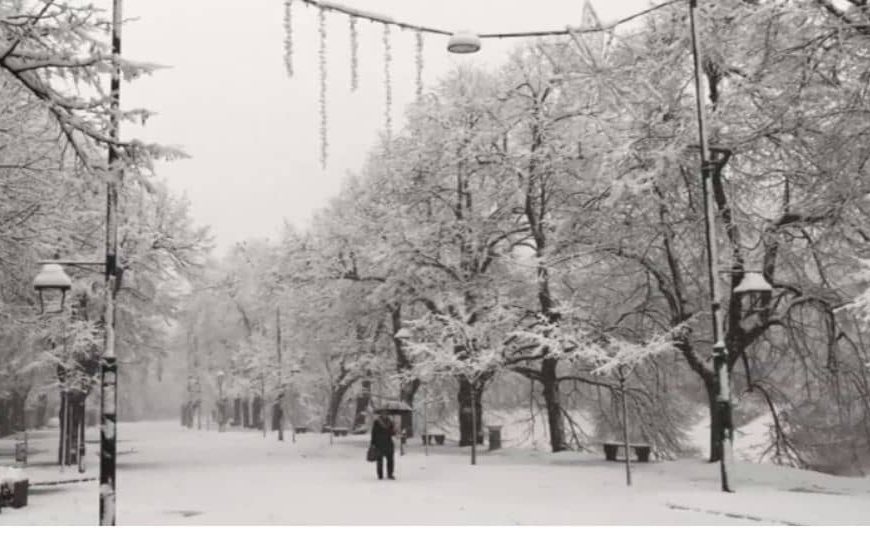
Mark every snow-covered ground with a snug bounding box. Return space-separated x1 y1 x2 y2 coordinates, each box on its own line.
1 420 869 525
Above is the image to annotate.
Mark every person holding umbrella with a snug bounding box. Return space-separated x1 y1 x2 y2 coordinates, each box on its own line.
370 411 396 480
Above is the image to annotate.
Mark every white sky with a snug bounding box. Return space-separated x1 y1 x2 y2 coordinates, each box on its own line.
117 0 657 254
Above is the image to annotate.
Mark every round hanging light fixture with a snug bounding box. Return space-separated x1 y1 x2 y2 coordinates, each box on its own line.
447 30 481 54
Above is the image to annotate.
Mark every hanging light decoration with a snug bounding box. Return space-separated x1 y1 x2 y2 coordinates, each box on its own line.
290 0 677 170
318 7 328 168
383 23 392 146
447 30 481 54
349 16 359 92
415 30 424 101
283 0 294 77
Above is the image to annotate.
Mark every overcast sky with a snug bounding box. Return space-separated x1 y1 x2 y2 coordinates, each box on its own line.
117 0 657 255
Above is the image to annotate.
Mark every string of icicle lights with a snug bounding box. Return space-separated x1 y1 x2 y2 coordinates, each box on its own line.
284 0 683 168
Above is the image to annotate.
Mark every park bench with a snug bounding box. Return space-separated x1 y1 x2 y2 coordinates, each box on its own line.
0 467 28 509
294 426 309 434
602 442 651 463
331 427 350 437
420 433 446 445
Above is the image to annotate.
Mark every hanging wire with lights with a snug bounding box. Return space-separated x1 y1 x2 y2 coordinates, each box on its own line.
283 0 294 77
415 30 424 102
318 7 328 169
349 15 359 91
294 0 681 39
383 23 392 147
284 0 683 169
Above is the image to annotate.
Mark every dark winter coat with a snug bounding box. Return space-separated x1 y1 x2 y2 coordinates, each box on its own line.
370 416 395 454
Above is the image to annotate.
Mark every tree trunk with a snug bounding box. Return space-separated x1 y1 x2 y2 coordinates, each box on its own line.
458 377 484 446
326 382 351 428
252 396 263 429
400 379 419 437
35 394 48 428
0 397 11 438
541 358 567 452
390 304 417 436
59 392 85 466
352 379 372 429
10 390 26 432
69 396 83 466
706 381 723 462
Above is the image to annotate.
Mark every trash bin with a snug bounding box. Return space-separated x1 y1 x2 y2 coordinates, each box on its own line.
14 443 26 465
488 426 502 451
12 480 27 508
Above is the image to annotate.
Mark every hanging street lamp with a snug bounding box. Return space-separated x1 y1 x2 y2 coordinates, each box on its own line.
731 270 774 318
33 263 73 314
733 271 773 297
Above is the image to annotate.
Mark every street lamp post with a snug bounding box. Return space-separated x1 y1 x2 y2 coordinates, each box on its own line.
95 0 123 525
618 367 631 487
35 0 124 523
35 253 121 524
687 0 737 493
276 307 284 442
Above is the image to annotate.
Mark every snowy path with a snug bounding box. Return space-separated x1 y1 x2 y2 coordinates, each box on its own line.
1 421 869 525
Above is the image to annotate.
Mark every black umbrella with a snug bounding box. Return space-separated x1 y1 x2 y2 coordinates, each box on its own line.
373 400 412 415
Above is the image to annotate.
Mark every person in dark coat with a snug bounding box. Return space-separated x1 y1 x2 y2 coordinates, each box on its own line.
370 413 396 480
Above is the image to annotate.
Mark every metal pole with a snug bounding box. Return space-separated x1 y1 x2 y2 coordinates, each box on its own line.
100 0 123 525
470 382 477 466
218 378 224 432
688 0 733 493
290 369 296 444
78 409 86 474
423 384 428 457
194 335 201 430
261 372 266 438
60 392 68 471
619 369 631 487
276 307 284 442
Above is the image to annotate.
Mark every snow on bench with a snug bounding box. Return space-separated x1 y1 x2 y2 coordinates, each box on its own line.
0 466 28 509
602 442 651 462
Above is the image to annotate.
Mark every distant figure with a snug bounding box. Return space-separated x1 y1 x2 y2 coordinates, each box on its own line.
370 413 396 480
